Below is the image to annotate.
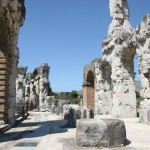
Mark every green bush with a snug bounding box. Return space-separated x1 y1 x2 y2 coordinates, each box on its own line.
136 91 141 107
69 90 81 104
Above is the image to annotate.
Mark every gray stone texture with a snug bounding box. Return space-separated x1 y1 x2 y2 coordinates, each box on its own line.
24 64 50 111
102 0 136 118
39 63 50 110
0 0 25 124
94 60 112 115
76 119 126 147
133 14 150 124
58 99 70 115
81 106 94 119
68 105 81 128
16 66 27 116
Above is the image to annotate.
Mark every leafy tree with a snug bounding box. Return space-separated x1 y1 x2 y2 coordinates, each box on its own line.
48 82 60 99
69 90 81 104
136 91 141 107
69 90 78 99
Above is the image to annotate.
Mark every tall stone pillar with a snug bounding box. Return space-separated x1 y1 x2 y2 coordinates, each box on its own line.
25 73 32 111
102 0 136 117
39 63 50 110
0 0 25 124
133 15 150 124
94 60 112 115
16 66 27 116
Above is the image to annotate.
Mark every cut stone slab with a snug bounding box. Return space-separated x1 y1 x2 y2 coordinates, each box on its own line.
76 119 126 147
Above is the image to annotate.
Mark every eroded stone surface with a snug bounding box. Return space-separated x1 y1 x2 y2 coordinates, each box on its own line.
24 63 50 111
82 58 112 115
132 15 150 124
16 66 27 116
68 105 81 128
76 119 126 147
102 0 136 118
0 0 25 124
94 60 112 115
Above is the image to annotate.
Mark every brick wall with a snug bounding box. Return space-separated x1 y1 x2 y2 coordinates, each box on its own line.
0 50 9 122
83 85 95 109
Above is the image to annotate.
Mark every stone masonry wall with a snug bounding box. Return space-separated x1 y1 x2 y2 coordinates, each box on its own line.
24 63 50 111
0 0 25 124
94 60 112 115
132 15 150 124
102 0 136 118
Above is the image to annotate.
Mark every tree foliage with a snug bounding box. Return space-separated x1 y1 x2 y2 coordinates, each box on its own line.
48 82 60 99
69 90 81 104
136 91 141 107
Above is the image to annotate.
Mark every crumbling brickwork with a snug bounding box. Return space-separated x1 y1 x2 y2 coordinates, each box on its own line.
0 0 25 124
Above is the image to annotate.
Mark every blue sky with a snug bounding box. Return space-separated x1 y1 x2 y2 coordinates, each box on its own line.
18 0 150 92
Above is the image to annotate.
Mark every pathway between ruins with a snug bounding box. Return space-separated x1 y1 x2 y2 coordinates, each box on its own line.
0 112 150 150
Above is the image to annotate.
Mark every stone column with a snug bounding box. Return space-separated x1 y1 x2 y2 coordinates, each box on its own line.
134 15 150 124
30 78 39 110
16 66 27 116
94 60 112 115
102 0 136 118
25 73 32 112
39 63 50 110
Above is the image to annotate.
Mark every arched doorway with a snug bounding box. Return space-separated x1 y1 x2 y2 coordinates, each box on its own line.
83 70 95 109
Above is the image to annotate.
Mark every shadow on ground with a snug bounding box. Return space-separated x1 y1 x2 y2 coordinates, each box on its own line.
0 119 68 143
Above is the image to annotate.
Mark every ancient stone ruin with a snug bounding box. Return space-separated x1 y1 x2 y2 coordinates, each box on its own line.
83 58 112 115
134 15 150 124
102 0 136 118
0 0 25 124
16 66 27 116
82 0 150 124
76 119 126 147
24 63 50 111
82 59 97 109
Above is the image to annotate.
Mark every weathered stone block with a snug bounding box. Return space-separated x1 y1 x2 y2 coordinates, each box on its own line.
68 105 81 128
76 119 126 147
58 99 70 114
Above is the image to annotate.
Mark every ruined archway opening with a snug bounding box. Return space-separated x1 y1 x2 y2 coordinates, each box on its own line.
87 70 94 86
134 54 141 115
82 69 95 109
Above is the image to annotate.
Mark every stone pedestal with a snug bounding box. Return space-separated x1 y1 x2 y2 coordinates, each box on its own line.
76 119 126 147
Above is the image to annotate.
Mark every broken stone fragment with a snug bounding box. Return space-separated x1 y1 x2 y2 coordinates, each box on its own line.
76 119 126 147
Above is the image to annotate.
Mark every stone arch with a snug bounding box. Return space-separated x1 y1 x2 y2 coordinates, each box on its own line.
82 59 97 109
83 69 95 109
87 70 94 86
